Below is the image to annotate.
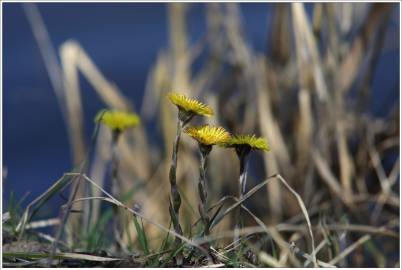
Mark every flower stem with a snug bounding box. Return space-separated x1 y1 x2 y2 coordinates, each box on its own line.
111 130 123 250
198 144 212 236
239 153 249 199
111 130 121 197
169 117 184 245
234 146 250 244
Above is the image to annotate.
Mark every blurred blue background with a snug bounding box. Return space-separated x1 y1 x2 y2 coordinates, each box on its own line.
2 3 400 212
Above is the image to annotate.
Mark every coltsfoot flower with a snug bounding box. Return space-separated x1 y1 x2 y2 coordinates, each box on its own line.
95 110 140 132
225 135 270 151
168 92 214 118
184 125 231 146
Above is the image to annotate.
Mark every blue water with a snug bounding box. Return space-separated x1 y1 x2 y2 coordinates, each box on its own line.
2 3 400 212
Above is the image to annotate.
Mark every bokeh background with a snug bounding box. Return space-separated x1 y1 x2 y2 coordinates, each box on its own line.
2 2 400 267
4 3 273 205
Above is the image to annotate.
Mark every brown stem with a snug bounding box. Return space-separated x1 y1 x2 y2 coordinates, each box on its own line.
198 144 212 236
169 117 184 245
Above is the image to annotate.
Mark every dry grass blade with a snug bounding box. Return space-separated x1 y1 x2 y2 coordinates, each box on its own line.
56 252 122 262
275 174 318 267
22 3 67 121
291 2 328 101
312 149 353 206
367 131 391 193
338 4 393 93
259 252 284 267
60 41 130 111
25 218 60 230
201 263 226 268
296 89 314 170
289 242 336 268
256 58 287 221
329 234 371 265
197 223 397 245
335 115 354 194
3 251 122 262
168 3 191 91
33 231 67 247
276 223 398 238
387 157 400 187
59 41 86 165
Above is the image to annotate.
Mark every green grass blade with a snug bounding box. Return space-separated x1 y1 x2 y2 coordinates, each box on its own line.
133 215 150 256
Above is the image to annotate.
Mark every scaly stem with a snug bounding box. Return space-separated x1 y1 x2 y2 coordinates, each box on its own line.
169 117 184 245
198 144 212 236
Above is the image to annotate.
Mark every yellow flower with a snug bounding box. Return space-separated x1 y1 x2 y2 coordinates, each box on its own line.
184 125 231 146
168 92 214 117
225 135 270 151
95 110 140 132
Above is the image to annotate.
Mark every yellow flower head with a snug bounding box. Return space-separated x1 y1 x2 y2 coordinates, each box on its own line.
168 92 214 117
184 125 231 146
225 135 270 151
95 110 140 132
